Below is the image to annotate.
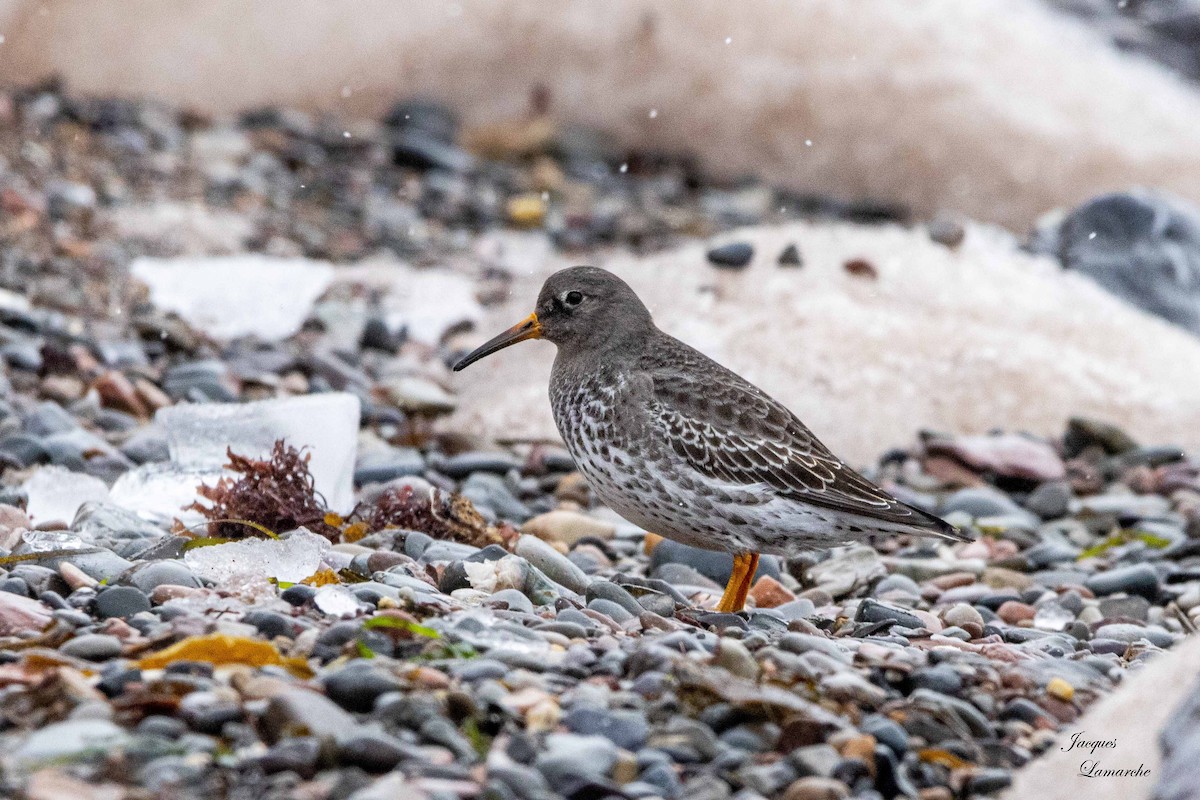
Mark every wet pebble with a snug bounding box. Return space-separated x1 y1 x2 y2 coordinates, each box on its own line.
94 585 151 619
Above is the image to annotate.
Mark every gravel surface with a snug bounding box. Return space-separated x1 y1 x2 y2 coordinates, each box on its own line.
0 85 1195 800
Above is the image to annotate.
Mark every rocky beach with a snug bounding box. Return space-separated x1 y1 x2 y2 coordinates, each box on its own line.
1 4 1200 799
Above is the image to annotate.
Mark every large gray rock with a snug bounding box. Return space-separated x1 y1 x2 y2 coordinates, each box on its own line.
1156 674 1200 800
1049 191 1200 336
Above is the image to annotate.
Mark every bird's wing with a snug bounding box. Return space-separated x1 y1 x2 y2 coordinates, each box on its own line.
643 350 965 540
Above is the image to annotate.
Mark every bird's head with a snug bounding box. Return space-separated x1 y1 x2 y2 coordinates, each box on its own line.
453 266 654 370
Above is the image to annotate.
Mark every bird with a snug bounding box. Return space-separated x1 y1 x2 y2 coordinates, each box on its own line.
453 266 968 613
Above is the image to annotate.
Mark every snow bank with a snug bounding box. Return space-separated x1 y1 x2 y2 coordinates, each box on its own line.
447 221 1200 466
3 1 1200 227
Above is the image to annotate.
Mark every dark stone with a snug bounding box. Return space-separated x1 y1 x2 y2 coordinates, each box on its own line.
707 241 754 269
97 667 142 698
1000 697 1055 726
438 561 471 594
281 584 317 607
337 731 421 773
321 662 404 713
1064 417 1138 457
402 531 434 560
440 451 520 478
860 714 908 756
778 243 803 266
586 580 644 617
911 664 964 695
94 585 151 619
242 610 296 639
391 130 474 173
137 715 187 739
967 768 1012 794
855 599 922 630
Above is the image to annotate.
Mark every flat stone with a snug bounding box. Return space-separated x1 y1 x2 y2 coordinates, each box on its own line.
0 591 54 635
60 633 123 661
1085 564 1160 600
856 598 922 629
1094 623 1174 647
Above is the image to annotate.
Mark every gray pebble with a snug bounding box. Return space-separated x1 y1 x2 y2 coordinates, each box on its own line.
489 588 534 613
514 534 591 593
563 705 649 750
125 560 201 592
1094 623 1174 647
588 598 634 623
322 663 404 713
94 585 150 619
60 633 122 661
586 580 644 617
1085 564 1160 600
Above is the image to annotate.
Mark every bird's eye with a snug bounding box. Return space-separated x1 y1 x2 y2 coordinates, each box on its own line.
564 290 583 307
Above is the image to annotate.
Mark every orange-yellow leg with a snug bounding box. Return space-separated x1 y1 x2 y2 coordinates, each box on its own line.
716 552 759 613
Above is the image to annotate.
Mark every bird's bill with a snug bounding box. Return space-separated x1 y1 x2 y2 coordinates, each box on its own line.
452 313 542 371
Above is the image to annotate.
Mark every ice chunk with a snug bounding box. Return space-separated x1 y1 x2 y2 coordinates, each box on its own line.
18 530 86 552
313 585 367 617
159 392 361 513
21 466 110 525
184 528 330 584
130 254 335 341
1033 601 1076 632
109 463 214 525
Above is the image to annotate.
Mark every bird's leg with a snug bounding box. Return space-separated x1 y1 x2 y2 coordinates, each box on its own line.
716 552 758 613
734 552 759 610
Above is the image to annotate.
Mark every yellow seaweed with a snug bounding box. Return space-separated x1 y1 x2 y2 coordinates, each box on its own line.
135 633 312 678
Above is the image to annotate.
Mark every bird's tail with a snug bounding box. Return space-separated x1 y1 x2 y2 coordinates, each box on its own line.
905 502 973 542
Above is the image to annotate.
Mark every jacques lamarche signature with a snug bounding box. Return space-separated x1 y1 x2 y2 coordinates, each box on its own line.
1059 731 1151 778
